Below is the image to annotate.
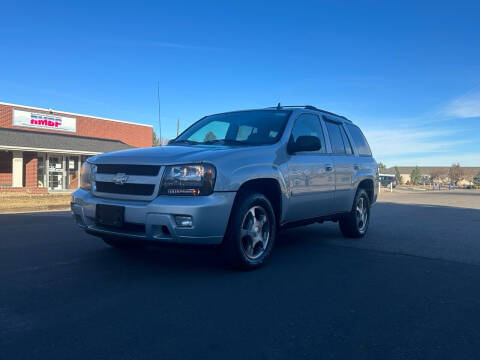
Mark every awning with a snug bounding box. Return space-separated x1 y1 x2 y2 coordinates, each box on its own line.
0 128 132 155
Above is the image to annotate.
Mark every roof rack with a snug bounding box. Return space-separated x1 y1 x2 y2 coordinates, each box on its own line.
269 105 351 122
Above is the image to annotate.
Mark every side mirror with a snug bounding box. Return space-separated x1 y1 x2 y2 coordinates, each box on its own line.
288 135 321 154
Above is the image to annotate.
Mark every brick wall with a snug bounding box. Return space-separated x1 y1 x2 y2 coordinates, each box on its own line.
0 103 153 148
23 152 38 187
0 151 12 186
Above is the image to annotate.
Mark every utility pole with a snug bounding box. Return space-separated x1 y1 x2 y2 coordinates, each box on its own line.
176 118 180 137
157 81 162 144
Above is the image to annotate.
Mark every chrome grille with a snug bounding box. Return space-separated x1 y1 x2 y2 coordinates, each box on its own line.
92 164 164 201
95 182 155 196
96 164 160 176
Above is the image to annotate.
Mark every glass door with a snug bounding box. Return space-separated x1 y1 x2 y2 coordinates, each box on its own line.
48 155 65 191
66 156 79 189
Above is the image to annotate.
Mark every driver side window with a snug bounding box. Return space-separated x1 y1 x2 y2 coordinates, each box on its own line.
290 114 325 152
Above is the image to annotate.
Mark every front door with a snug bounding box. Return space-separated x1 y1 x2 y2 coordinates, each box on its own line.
283 113 335 222
48 155 65 191
66 156 79 189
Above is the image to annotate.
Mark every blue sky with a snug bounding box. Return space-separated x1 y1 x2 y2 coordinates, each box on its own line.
1 0 479 166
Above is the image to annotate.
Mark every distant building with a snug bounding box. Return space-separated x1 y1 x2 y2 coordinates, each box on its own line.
0 102 153 193
384 166 480 186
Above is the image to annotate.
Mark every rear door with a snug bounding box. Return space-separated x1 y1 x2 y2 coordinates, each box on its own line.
324 118 356 213
284 113 335 222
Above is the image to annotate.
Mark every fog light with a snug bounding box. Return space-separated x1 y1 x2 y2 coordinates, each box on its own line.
175 215 193 228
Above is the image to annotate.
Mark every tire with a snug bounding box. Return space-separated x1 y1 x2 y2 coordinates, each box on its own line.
102 235 144 249
222 192 277 270
339 188 370 238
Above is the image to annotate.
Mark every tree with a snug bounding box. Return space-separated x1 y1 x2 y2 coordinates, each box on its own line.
410 166 422 185
204 131 217 142
473 172 480 186
394 166 403 184
448 163 463 184
430 169 443 184
378 162 387 171
152 132 169 146
152 132 161 146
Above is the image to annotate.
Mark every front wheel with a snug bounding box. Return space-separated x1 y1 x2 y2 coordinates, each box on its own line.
222 192 277 270
339 188 370 238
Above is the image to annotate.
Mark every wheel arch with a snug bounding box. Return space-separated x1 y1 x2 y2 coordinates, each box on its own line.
230 178 283 227
357 178 374 203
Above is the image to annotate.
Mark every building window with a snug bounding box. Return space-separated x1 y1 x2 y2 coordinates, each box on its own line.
66 156 79 189
37 155 46 187
0 151 13 187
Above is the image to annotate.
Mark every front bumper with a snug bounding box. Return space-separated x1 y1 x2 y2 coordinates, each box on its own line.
71 189 236 245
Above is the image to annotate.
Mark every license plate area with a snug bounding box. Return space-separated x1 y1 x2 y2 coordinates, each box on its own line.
95 204 124 228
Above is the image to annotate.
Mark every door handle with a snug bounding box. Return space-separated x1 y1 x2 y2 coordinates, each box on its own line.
353 164 360 171
325 165 333 172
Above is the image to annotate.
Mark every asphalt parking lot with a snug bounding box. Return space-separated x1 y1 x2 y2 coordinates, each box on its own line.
1 190 480 359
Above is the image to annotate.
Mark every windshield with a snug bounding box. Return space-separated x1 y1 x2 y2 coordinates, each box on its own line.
171 110 291 146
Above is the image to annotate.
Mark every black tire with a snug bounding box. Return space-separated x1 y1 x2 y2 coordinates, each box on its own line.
222 192 277 270
102 235 144 249
339 188 370 238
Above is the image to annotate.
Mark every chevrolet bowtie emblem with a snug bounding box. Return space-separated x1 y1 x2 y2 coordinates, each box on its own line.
112 173 129 185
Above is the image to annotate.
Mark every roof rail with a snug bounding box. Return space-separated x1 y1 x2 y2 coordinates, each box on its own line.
267 105 351 122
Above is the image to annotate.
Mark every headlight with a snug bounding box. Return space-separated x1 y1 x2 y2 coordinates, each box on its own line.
160 164 216 196
80 162 94 190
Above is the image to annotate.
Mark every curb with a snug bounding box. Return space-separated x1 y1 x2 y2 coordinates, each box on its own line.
0 205 70 214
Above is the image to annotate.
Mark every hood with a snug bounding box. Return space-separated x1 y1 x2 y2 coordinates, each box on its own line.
89 145 241 165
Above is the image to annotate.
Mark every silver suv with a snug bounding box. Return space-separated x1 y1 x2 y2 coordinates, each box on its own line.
72 105 378 269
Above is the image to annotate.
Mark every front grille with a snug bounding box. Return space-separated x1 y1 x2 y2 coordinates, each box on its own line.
95 181 155 196
96 164 160 176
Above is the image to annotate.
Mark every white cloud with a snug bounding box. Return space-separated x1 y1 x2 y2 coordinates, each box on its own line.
352 90 480 166
363 128 468 157
444 91 480 118
382 153 480 167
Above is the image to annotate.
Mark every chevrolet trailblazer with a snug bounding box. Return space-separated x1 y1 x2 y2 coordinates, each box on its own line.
71 105 378 269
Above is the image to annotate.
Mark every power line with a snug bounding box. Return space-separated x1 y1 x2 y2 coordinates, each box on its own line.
157 81 161 142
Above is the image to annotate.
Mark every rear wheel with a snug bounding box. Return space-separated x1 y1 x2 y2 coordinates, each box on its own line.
102 236 144 249
222 192 277 270
339 188 370 238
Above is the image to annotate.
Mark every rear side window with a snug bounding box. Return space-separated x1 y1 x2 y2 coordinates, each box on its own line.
346 124 372 156
325 120 351 154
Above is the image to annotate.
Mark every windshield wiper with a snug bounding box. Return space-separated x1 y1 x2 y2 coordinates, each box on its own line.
169 139 200 145
202 139 249 146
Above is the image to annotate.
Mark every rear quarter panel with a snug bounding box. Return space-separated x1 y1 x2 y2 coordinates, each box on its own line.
353 156 378 205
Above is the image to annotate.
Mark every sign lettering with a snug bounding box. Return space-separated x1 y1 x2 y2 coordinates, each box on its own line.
13 109 76 133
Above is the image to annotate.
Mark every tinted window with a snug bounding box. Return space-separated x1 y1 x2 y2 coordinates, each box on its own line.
341 127 353 155
291 113 325 152
189 120 229 143
174 110 291 146
325 121 348 154
346 124 372 156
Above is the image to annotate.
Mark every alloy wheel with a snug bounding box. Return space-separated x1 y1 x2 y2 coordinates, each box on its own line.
356 196 368 234
240 205 271 260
